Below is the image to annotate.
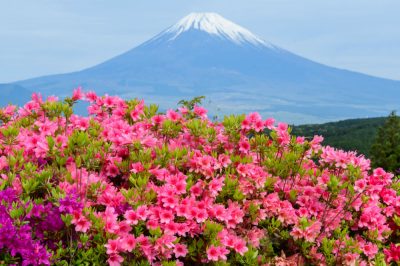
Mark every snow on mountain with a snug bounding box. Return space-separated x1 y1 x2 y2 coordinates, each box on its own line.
163 12 269 47
5 13 400 124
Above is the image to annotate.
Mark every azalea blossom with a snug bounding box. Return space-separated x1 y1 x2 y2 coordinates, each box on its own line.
0 90 398 266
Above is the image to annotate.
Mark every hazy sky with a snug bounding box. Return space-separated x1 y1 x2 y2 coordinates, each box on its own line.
1 0 399 83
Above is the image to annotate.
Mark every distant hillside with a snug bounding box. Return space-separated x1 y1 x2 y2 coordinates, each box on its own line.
0 83 32 107
292 117 387 157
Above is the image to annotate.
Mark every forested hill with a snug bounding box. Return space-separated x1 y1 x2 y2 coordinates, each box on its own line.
291 117 386 157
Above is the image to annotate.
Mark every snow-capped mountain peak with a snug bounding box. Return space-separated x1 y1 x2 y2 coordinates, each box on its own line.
165 12 268 46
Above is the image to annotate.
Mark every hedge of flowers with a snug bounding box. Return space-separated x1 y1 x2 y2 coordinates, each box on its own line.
0 88 399 265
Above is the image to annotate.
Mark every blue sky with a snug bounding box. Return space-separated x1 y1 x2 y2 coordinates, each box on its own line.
1 0 399 83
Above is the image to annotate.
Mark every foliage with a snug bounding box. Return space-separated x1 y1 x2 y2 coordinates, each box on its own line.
0 89 399 265
177 96 205 111
370 111 400 173
292 117 386 157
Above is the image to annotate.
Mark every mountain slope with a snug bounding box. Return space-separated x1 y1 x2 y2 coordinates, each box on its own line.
8 12 400 123
0 84 32 107
292 117 387 157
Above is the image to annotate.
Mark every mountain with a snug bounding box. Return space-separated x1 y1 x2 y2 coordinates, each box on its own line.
0 83 33 107
4 12 400 124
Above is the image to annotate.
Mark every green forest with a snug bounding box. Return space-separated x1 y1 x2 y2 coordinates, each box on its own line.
291 117 386 157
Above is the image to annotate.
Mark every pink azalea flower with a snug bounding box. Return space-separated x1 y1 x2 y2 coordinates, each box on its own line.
248 112 262 123
207 246 220 261
190 182 203 197
0 156 7 170
130 162 145 173
218 154 231 168
166 109 181 121
241 118 252 130
277 130 290 146
105 239 121 255
254 119 264 132
277 122 288 131
239 139 250 153
384 243 400 263
217 246 229 260
362 242 378 259
71 211 91 233
173 243 188 258
124 210 139 225
75 217 91 233
354 179 367 192
2 104 16 115
72 86 83 101
178 106 189 115
264 117 275 129
159 210 174 224
136 205 149 220
208 177 224 196
175 222 189 236
151 114 166 125
304 221 322 242
85 91 97 102
116 220 131 235
107 253 124 266
120 235 136 252
146 219 159 230
193 105 208 118
290 227 303 240
213 204 227 221
233 238 248 255
343 253 360 266
174 181 187 194
247 228 265 248
195 208 208 223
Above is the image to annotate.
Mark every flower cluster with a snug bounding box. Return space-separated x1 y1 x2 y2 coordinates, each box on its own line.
0 188 55 265
0 89 399 265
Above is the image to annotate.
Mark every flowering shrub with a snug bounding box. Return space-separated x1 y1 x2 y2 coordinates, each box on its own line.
0 88 399 265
